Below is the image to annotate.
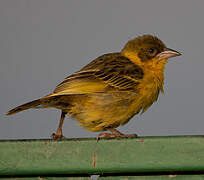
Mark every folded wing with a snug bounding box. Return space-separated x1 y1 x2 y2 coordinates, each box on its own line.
50 53 144 97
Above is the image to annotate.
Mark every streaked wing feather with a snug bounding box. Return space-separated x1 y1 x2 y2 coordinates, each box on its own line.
94 71 140 90
53 53 144 95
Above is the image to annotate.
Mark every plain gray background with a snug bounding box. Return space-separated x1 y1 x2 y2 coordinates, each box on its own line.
1 0 204 139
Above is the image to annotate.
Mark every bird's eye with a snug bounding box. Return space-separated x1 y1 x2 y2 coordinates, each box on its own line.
147 48 158 57
148 48 156 54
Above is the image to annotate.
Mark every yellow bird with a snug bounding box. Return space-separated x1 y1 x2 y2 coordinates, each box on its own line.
7 35 181 139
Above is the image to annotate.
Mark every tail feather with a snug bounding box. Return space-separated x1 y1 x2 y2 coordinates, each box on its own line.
6 99 43 115
6 95 72 115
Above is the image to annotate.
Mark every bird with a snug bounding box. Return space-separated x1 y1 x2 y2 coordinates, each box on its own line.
7 35 181 140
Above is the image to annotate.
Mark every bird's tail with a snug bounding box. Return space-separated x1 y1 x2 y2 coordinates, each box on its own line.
7 98 44 115
6 96 62 115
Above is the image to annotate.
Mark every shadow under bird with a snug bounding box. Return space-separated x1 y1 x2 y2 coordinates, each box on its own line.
7 35 181 140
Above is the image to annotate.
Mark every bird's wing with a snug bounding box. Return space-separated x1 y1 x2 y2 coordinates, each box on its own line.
50 53 144 96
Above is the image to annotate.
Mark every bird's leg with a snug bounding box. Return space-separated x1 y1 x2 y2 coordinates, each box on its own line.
51 111 67 140
97 128 137 139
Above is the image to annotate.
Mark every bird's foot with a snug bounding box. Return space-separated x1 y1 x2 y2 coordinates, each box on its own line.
97 129 137 140
97 132 116 140
51 133 67 140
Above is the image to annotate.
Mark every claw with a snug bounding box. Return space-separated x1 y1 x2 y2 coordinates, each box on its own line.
51 133 66 140
96 132 115 140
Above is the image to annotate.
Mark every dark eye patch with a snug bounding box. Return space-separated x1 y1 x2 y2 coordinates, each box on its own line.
138 47 160 62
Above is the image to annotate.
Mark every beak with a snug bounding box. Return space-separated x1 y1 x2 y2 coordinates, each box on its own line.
156 47 181 60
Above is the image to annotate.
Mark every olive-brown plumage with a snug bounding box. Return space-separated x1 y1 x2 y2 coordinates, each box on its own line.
7 35 181 139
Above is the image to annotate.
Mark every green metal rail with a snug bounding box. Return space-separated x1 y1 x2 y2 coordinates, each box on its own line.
0 135 204 179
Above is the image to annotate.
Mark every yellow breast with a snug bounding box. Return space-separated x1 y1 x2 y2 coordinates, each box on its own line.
136 66 165 113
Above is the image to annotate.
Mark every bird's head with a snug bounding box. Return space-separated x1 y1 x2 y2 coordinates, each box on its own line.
121 35 181 70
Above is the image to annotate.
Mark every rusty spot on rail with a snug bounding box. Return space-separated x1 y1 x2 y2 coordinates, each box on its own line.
92 153 97 168
140 139 145 142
